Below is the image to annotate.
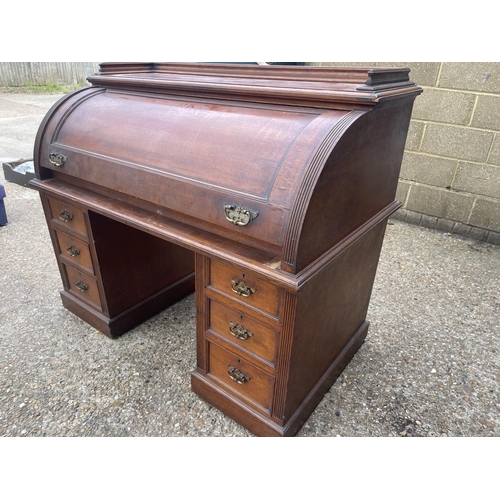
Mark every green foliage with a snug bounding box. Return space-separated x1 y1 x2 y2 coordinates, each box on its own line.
0 82 86 94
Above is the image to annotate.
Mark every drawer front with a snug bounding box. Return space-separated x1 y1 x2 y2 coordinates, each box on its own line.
208 341 274 412
54 229 93 273
64 264 101 309
210 259 280 317
209 300 278 364
48 197 87 235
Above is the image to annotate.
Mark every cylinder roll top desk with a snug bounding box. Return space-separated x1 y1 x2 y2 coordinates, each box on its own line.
31 63 422 436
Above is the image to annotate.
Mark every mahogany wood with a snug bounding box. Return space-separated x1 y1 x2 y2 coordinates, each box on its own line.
31 63 421 436
209 259 281 318
54 229 93 273
88 211 195 317
208 299 279 366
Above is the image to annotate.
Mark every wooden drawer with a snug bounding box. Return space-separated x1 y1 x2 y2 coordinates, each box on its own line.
210 259 280 317
47 196 87 235
54 229 94 273
209 299 278 365
208 341 274 413
64 264 102 309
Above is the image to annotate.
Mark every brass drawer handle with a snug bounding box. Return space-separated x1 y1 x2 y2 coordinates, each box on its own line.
75 280 89 292
228 366 249 384
231 279 256 297
66 245 80 257
229 322 254 340
224 204 258 226
49 152 67 167
59 209 73 223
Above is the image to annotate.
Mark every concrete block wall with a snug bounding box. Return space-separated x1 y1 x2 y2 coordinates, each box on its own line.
310 62 500 244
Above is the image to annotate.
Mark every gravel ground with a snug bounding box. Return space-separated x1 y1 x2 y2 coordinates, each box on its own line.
1 172 498 438
1 93 499 440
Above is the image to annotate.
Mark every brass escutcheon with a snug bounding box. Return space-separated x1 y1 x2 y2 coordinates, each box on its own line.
59 209 73 223
224 204 258 226
231 279 256 297
228 366 249 384
66 245 80 257
49 152 68 167
75 280 88 292
229 322 254 340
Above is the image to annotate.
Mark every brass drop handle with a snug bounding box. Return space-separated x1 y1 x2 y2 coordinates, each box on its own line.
49 152 67 167
228 366 249 384
229 322 254 340
75 280 89 292
231 279 256 297
59 209 73 223
66 245 80 257
224 204 258 226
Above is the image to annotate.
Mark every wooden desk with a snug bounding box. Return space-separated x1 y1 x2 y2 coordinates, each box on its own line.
31 63 422 436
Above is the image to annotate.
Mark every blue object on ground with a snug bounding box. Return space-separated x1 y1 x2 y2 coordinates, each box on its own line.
0 184 7 225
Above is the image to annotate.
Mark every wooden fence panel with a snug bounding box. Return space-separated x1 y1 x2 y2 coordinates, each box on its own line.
0 62 100 86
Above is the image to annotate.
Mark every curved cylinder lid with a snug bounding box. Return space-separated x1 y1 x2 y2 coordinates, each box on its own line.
35 63 421 272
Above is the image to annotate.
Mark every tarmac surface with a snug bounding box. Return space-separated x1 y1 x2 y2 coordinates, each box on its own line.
0 91 499 438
